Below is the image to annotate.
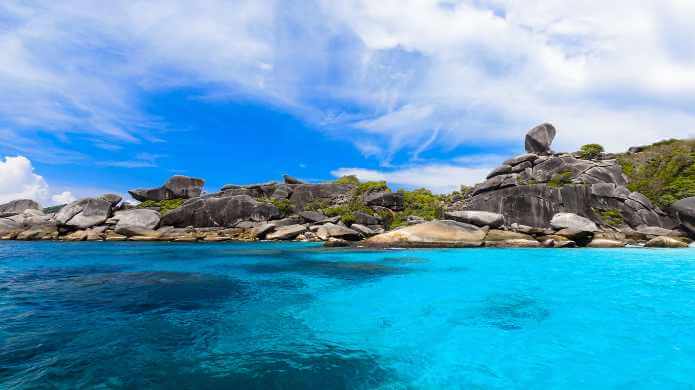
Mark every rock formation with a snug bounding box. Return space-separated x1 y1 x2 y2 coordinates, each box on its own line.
129 175 204 201
0 199 40 216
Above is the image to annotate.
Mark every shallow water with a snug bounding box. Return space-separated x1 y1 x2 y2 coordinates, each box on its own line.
1 242 694 389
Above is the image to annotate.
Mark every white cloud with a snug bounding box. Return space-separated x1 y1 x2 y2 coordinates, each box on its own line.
0 155 81 206
51 191 76 205
2 0 695 163
332 164 491 193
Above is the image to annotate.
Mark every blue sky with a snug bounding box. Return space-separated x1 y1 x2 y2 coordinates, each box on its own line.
1 1 695 205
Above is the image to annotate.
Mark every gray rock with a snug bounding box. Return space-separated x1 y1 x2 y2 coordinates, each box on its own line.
8 209 55 228
160 195 280 228
444 210 505 228
266 224 307 240
551 213 599 232
98 194 122 207
364 191 404 211
353 211 382 226
673 197 695 235
503 153 539 166
635 225 684 237
129 175 205 201
55 198 112 229
113 209 160 231
0 199 40 215
350 223 375 237
486 165 512 179
645 236 688 248
271 184 292 200
316 223 362 241
525 123 556 154
586 239 626 248
283 175 304 184
298 210 327 223
289 183 354 209
253 223 276 238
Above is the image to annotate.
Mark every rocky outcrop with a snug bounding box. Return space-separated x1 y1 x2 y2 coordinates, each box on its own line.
444 210 504 228
129 175 204 202
672 197 695 235
364 191 404 211
98 194 122 207
283 174 304 184
160 194 280 227
645 236 689 248
288 183 354 209
266 224 307 240
0 199 40 216
315 223 361 241
55 198 112 229
112 209 161 232
525 123 556 154
365 220 486 247
550 213 599 232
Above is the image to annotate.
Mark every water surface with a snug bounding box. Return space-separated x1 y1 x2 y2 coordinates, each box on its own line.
1 242 694 388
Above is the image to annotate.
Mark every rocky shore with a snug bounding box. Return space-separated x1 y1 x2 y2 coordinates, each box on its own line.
2 124 694 248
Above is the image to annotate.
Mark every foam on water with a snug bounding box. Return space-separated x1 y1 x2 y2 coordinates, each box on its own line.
1 242 695 388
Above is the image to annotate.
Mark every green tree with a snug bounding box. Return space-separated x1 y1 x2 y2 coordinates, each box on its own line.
578 144 605 160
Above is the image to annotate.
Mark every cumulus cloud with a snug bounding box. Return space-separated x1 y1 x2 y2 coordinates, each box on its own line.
0 155 77 205
332 164 491 193
1 0 695 163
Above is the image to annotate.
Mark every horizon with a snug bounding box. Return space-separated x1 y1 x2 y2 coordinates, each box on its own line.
2 1 695 206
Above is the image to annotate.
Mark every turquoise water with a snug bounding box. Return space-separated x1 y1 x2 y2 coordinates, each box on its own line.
1 242 695 389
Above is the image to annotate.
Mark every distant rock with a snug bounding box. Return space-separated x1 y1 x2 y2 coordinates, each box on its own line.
635 225 684 237
350 223 375 237
113 209 161 232
551 213 599 232
445 210 505 228
283 174 304 184
298 210 327 223
129 175 204 202
364 191 404 211
315 223 361 241
525 123 556 154
484 229 534 241
0 199 40 216
266 224 307 240
365 220 486 247
160 194 280 227
586 239 625 248
55 198 112 229
289 183 354 210
485 239 541 248
353 211 381 226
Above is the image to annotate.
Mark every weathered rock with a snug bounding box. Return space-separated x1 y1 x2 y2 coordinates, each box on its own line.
160 195 280 228
253 223 276 238
672 197 695 235
485 239 541 248
551 213 599 232
0 199 40 215
555 228 594 246
55 198 112 229
316 223 362 241
6 209 54 227
525 123 556 154
289 183 354 209
114 225 160 238
364 220 486 247
484 229 535 241
113 209 160 232
353 211 381 226
586 239 625 248
324 238 351 247
298 210 327 223
486 165 512 179
350 223 375 237
98 194 122 207
283 174 304 184
266 224 307 240
645 236 689 248
271 184 292 200
635 225 684 237
445 210 505 228
364 191 404 211
503 153 539 167
406 215 426 225
129 175 205 201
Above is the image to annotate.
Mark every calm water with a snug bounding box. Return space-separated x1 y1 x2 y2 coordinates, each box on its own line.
1 242 695 389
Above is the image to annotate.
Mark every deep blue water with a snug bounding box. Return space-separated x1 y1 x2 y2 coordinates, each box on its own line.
1 242 695 389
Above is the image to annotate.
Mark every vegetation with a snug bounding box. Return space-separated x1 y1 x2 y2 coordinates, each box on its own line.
43 204 65 214
597 209 624 226
390 188 445 228
578 143 605 160
137 198 185 215
266 198 293 215
548 170 574 188
334 175 360 186
617 139 695 207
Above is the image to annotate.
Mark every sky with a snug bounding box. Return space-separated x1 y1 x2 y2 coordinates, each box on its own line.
1 0 695 205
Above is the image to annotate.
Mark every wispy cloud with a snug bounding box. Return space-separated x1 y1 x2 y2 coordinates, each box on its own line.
98 153 163 168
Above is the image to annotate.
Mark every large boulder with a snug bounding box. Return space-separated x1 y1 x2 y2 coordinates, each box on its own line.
364 220 486 247
645 236 689 248
288 183 354 209
266 224 307 240
55 198 112 229
113 209 161 231
364 191 404 211
444 210 505 228
98 194 122 207
283 174 304 184
525 123 556 154
0 199 40 216
672 197 695 235
129 175 205 202
551 213 599 232
353 211 382 226
315 223 361 241
6 209 54 228
160 194 280 228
